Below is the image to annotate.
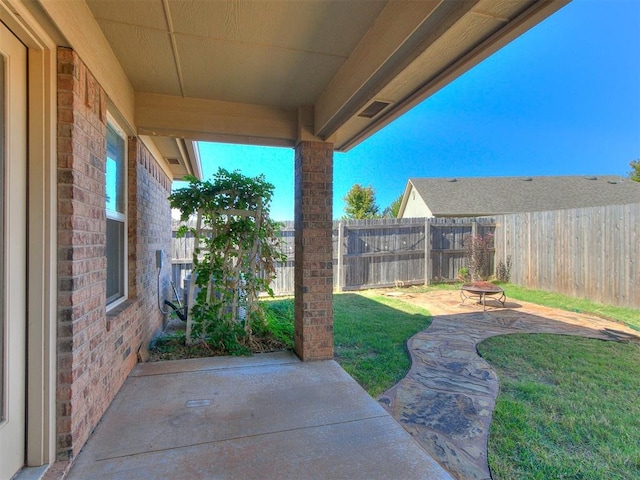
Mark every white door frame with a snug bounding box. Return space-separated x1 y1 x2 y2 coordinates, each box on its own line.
0 20 28 479
0 0 58 469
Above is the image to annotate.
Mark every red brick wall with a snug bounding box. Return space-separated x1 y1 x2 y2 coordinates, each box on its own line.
294 141 334 361
56 47 171 461
127 137 173 340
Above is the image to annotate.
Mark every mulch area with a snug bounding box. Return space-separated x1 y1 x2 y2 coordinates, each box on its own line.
148 319 290 362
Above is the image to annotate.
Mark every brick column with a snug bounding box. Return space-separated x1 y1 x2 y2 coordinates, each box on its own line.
294 141 334 361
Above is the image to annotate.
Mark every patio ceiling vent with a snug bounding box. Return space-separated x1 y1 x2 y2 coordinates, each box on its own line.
166 158 180 165
358 100 392 119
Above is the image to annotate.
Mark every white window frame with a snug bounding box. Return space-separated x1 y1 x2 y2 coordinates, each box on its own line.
105 114 128 309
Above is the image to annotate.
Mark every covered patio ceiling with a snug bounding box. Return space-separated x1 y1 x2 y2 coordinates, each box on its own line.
39 0 569 179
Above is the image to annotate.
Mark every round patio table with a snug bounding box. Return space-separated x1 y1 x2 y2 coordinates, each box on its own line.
460 282 506 310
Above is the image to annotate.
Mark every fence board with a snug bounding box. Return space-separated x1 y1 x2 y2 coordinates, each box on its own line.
172 206 639 310
494 203 640 309
171 216 495 297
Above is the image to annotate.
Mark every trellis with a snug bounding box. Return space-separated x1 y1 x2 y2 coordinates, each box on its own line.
170 171 283 347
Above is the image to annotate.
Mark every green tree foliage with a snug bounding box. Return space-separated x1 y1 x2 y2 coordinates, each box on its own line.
169 169 285 350
628 160 640 182
382 194 404 218
343 184 380 219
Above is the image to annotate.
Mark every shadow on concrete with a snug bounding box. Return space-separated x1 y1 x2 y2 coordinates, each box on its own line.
66 351 453 480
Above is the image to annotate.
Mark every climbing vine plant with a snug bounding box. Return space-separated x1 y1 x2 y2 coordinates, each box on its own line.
169 169 286 351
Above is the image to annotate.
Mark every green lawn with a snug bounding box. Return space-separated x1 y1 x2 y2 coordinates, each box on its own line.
501 283 640 330
333 292 431 397
478 334 640 480
264 291 431 396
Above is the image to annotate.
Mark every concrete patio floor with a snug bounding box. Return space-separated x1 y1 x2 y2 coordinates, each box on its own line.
66 351 453 480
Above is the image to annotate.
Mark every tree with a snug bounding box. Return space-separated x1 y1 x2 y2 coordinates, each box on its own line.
382 194 404 218
343 184 380 219
628 160 640 182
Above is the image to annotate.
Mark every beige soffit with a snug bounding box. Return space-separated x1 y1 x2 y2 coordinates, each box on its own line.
33 0 200 180
46 0 568 166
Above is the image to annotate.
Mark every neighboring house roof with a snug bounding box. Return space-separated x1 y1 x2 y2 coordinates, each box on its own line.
400 175 640 217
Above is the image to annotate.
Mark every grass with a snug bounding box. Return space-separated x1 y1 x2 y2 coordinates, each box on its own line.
332 292 431 397
263 291 431 396
257 297 295 349
149 299 296 361
478 334 640 480
500 283 640 330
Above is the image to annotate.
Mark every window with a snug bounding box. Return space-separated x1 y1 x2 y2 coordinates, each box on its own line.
106 120 127 305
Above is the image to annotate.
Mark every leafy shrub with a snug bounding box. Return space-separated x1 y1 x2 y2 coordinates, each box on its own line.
457 267 470 282
464 232 494 281
496 255 512 282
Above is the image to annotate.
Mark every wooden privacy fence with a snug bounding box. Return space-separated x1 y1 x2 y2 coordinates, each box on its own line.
494 203 640 309
171 217 495 297
334 217 495 291
172 204 640 309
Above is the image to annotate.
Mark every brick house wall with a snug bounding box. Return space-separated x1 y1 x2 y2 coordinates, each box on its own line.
56 47 171 461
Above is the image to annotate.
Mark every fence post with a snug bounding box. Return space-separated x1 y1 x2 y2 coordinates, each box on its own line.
424 218 431 286
336 221 344 292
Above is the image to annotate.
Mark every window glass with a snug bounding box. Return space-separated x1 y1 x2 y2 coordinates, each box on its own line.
106 218 124 303
105 121 126 304
106 125 125 215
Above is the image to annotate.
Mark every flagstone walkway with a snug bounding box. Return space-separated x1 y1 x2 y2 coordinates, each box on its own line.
377 289 639 480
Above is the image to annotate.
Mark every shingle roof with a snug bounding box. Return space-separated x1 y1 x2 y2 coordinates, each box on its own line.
407 175 640 216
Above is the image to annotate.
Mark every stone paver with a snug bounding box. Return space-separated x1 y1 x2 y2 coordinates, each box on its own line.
377 289 640 480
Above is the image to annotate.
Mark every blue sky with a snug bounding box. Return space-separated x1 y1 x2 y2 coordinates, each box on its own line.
195 0 640 221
